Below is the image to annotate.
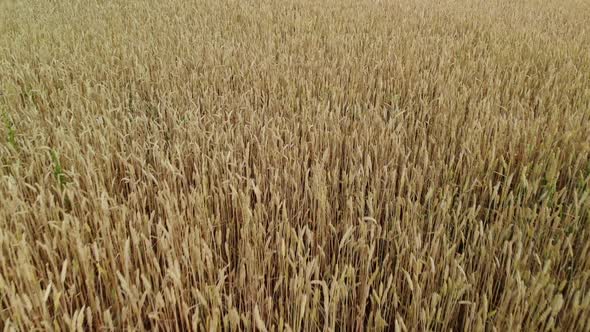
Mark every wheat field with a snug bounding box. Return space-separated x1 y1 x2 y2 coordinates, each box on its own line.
1 0 590 330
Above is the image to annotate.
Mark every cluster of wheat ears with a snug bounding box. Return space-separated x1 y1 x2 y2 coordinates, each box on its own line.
1 0 590 330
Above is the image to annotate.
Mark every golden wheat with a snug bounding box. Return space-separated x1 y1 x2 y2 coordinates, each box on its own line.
1 0 590 330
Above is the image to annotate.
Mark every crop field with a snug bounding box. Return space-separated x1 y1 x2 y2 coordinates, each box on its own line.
1 0 590 330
